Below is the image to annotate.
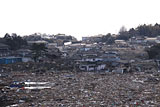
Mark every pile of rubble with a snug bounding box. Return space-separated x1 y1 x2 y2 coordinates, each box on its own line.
1 70 160 106
0 60 74 73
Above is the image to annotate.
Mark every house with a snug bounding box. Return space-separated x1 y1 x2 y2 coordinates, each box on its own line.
27 40 48 46
101 51 120 62
79 62 106 71
71 42 122 71
129 36 146 44
47 43 57 49
0 43 10 57
82 37 90 41
75 45 104 71
82 35 102 43
16 49 32 57
76 48 120 71
79 44 102 52
144 37 157 44
115 40 126 44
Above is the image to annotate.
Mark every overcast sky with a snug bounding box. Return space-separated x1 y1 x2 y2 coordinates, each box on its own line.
0 0 160 40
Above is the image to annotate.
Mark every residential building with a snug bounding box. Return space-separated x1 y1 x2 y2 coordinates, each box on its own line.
0 43 10 57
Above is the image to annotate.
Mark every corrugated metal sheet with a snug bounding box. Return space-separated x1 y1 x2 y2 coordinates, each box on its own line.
0 57 22 64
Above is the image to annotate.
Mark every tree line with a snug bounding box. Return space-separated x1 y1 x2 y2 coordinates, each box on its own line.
117 23 160 40
0 33 27 50
87 23 160 44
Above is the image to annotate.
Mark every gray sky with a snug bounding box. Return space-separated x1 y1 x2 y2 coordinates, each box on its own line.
0 0 160 40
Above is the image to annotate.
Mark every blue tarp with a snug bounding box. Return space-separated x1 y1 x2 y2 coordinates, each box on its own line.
10 84 23 88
